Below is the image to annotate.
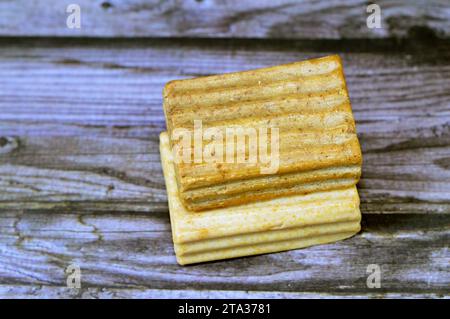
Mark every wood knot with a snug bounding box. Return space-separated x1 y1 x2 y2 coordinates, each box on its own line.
407 25 440 42
0 136 19 154
101 1 113 9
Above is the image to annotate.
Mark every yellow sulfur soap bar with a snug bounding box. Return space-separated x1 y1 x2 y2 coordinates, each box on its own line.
163 55 362 211
160 132 361 265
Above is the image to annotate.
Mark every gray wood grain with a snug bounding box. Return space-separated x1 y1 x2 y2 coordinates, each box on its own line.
0 211 449 296
0 37 449 298
0 38 449 214
0 285 447 299
0 0 449 39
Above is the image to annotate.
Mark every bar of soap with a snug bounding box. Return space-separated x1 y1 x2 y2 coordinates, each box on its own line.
163 55 362 211
160 132 361 265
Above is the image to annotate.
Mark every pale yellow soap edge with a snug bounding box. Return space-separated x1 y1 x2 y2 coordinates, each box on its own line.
176 230 359 265
176 220 360 256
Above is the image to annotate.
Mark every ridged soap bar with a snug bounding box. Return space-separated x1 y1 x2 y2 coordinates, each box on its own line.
163 55 362 211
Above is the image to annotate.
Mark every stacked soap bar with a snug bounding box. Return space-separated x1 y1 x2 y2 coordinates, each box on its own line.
160 133 361 265
163 55 362 212
160 55 363 265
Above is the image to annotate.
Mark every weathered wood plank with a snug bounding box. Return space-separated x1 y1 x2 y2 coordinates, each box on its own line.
0 0 449 39
0 285 447 299
0 212 448 296
0 39 449 213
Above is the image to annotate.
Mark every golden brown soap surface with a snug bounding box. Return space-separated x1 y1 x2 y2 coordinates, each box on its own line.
163 55 362 211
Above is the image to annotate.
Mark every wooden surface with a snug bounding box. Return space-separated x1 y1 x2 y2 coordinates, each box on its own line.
0 1 449 299
1 0 449 39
